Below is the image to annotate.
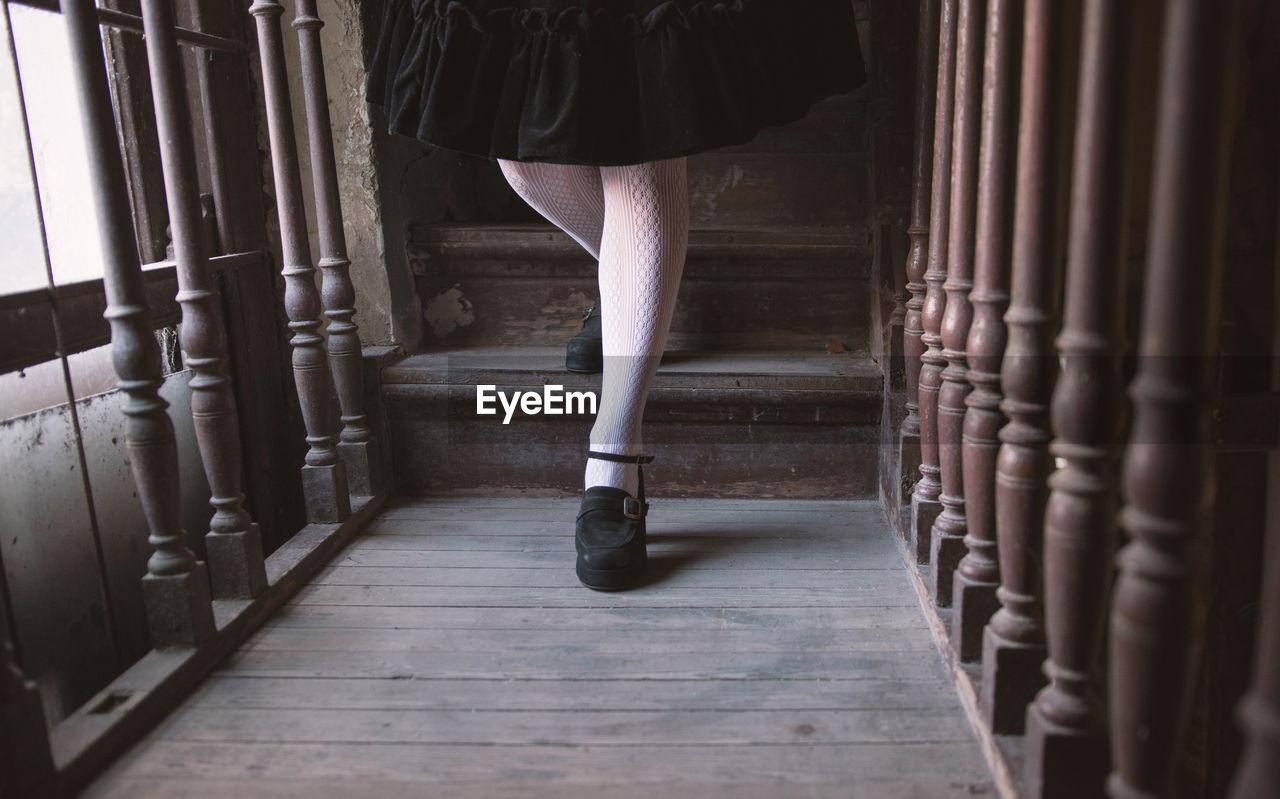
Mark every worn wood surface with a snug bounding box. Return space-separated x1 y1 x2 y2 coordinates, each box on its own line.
980 0 1075 737
901 0 942 455
189 0 308 555
404 225 872 353
293 0 382 497
384 348 881 389
382 350 884 498
1108 0 1241 794
45 490 387 798
930 0 986 610
0 252 260 378
249 0 349 524
1022 0 1141 794
912 0 960 563
139 0 269 602
85 497 994 798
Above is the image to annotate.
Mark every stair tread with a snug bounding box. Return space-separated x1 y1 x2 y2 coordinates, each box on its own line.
411 223 862 239
383 347 881 393
381 348 883 496
406 224 872 351
410 223 864 251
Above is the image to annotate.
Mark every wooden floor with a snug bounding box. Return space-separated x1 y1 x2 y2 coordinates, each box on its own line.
85 497 995 798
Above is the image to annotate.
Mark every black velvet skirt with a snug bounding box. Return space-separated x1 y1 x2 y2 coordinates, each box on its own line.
366 0 867 166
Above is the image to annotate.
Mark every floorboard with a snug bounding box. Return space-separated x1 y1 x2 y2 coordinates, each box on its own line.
84 497 995 798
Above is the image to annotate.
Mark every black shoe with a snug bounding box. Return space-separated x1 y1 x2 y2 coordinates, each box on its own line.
566 304 603 373
575 451 654 591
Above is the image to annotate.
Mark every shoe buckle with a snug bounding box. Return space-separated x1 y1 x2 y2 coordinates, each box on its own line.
623 496 644 519
581 305 595 322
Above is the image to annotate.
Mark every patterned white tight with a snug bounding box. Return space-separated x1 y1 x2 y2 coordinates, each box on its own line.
497 158 689 496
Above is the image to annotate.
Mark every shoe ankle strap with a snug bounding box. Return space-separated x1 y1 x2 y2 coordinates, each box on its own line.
587 450 654 508
586 451 654 465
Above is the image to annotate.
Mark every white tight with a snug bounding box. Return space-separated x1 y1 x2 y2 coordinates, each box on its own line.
497 158 689 496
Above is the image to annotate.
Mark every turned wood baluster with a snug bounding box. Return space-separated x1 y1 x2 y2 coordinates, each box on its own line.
912 0 959 564
929 0 985 608
138 0 268 600
899 0 941 507
951 0 1022 659
1229 440 1280 798
1107 0 1241 795
250 0 351 523
293 0 383 497
979 0 1075 734
63 0 216 645
1023 0 1133 794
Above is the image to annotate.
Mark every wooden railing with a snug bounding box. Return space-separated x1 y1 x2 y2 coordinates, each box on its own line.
893 0 1276 797
0 1 387 795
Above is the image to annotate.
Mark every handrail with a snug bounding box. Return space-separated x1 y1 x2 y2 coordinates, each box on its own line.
10 0 244 52
0 252 263 376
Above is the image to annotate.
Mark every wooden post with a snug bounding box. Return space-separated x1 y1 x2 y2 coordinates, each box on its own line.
929 0 986 607
250 0 351 523
912 0 959 564
951 0 1022 660
979 0 1076 734
1023 0 1133 794
0 640 53 798
1107 0 1241 795
63 0 215 646
293 0 383 497
1229 431 1280 798
900 0 942 508
138 0 268 599
0 540 51 796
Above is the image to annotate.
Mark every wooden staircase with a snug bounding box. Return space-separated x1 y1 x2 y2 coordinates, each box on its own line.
378 94 886 498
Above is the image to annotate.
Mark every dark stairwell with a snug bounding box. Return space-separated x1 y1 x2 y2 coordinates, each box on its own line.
2 1 1276 798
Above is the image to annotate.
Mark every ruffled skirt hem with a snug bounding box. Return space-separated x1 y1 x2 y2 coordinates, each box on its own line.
367 0 868 166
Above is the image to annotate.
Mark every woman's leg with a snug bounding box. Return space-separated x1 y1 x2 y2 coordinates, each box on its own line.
496 159 605 259
585 158 689 495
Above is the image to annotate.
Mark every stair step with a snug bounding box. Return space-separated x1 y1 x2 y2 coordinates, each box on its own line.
710 92 870 155
685 152 870 228
381 348 883 498
680 91 872 227
406 226 874 351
